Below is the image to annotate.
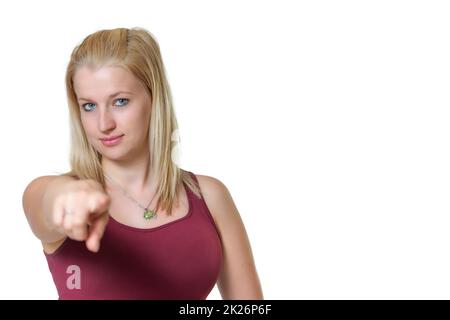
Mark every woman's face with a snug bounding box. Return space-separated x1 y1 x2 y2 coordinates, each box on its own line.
73 65 152 162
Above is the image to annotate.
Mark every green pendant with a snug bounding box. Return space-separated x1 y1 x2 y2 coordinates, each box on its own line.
144 210 156 220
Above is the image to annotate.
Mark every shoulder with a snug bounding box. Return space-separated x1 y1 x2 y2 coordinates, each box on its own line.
193 174 240 231
194 174 232 209
194 174 227 196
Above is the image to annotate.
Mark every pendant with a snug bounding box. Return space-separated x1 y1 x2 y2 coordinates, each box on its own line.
144 210 156 220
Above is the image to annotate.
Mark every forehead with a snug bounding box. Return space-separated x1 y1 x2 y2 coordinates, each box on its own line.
73 65 143 96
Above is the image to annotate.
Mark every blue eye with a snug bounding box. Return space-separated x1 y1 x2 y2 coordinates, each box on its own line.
115 98 129 107
81 98 129 112
82 103 96 112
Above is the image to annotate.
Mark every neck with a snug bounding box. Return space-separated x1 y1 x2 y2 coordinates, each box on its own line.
101 150 156 194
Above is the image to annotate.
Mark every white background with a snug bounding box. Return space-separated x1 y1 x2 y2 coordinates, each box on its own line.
1 0 449 299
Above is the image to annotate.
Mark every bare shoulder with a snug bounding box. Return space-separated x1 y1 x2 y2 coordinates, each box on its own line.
193 173 245 241
194 174 228 199
194 174 237 224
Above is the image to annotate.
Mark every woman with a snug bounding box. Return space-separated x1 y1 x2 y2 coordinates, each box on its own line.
22 27 263 300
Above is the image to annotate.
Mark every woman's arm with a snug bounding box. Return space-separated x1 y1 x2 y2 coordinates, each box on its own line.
196 175 264 300
22 175 75 243
23 175 111 253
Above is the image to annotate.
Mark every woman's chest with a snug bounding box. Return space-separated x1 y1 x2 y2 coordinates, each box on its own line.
107 185 190 229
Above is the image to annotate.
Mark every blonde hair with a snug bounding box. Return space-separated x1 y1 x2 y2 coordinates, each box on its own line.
61 27 201 215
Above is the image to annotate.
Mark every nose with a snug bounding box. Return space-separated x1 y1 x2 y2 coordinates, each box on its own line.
98 107 116 133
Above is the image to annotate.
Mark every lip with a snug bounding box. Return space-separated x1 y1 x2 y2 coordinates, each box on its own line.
100 134 124 146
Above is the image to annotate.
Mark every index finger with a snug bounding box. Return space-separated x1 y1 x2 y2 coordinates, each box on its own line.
85 212 109 253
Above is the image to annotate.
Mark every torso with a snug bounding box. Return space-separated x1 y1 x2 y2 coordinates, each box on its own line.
42 177 195 255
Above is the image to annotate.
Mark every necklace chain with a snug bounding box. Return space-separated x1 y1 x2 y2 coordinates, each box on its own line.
104 173 158 220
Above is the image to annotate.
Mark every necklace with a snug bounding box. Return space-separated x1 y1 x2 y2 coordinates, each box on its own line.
104 174 158 220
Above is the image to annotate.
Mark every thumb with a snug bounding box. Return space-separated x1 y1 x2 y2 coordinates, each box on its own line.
85 212 109 253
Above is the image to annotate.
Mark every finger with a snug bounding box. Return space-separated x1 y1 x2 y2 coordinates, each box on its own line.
70 210 89 241
62 208 73 232
90 194 111 219
86 213 109 253
85 218 107 252
52 199 65 229
71 224 89 241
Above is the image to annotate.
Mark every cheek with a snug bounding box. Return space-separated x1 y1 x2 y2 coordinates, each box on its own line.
80 117 95 138
134 109 150 126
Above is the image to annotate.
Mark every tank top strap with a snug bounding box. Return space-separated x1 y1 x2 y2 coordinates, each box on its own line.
184 170 222 241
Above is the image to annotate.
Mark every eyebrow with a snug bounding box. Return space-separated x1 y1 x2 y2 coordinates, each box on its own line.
77 91 133 102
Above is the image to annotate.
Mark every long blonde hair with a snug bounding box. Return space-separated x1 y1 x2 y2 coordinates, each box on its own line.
61 27 201 215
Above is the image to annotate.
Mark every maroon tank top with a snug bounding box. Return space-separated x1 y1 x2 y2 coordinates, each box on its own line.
43 172 223 299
